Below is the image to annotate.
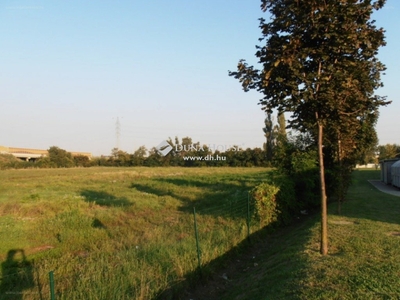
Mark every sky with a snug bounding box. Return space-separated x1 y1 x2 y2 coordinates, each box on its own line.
1 1 399 156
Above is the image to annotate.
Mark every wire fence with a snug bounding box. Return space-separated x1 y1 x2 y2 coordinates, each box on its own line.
191 192 265 272
0 191 261 299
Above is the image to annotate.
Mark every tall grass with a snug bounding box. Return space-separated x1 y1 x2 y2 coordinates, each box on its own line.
0 167 271 299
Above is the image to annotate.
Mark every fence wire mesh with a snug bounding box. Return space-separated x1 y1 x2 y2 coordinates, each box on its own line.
0 191 262 299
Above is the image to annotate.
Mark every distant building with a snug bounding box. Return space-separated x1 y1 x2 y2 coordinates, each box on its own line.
0 145 92 161
355 163 379 169
380 159 400 185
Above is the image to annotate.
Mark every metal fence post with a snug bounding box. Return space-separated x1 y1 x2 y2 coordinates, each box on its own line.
49 271 55 300
247 192 251 241
193 207 202 270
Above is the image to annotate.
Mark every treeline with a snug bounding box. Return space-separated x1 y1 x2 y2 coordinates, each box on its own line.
377 144 400 161
0 141 269 169
102 137 268 167
2 138 398 170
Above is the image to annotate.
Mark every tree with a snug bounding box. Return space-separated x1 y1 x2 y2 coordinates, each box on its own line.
277 112 286 138
229 0 389 255
73 155 90 167
263 112 286 163
145 147 163 166
132 146 147 166
324 109 381 214
47 146 75 168
263 112 275 161
110 148 131 166
378 144 400 160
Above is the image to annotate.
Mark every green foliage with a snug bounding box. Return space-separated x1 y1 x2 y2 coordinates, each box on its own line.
131 146 147 166
263 113 275 162
251 173 297 227
35 156 55 168
290 150 320 207
378 143 400 160
274 132 320 208
134 137 269 167
263 112 287 163
47 146 75 168
144 147 163 166
0 153 18 165
271 174 298 225
91 155 113 166
230 1 390 228
230 1 390 255
73 155 91 167
109 148 132 166
251 182 279 226
0 154 28 169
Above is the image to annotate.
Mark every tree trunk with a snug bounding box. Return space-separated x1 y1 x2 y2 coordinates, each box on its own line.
318 122 328 255
337 138 342 215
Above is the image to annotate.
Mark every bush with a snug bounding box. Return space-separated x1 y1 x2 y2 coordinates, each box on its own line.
0 154 30 169
251 182 279 226
35 157 55 168
0 154 19 169
274 134 320 209
251 174 297 227
272 174 297 225
73 155 91 167
291 150 320 209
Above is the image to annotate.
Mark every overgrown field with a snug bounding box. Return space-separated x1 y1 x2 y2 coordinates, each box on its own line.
0 167 271 299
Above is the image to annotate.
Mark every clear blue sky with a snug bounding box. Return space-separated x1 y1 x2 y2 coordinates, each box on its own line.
1 1 399 156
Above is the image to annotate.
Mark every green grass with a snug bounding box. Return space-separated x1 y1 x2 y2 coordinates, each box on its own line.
3 168 399 299
211 169 400 300
0 167 271 299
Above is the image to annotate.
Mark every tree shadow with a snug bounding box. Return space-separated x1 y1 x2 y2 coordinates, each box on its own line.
130 170 316 298
155 214 317 300
335 170 400 226
0 249 39 300
131 176 254 216
80 190 133 207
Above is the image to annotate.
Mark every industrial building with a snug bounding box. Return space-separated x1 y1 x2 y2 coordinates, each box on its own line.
0 145 91 161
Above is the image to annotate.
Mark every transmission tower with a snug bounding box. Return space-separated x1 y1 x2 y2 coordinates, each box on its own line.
115 117 121 150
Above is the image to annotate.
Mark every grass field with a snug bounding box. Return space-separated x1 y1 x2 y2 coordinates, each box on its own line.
0 167 271 299
187 169 400 299
2 168 399 299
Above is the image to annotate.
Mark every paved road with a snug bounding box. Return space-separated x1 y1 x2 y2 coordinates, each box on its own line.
368 180 400 197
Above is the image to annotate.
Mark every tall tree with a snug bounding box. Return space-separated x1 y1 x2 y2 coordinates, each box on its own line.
230 0 389 254
263 112 286 163
277 112 286 138
263 112 275 161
